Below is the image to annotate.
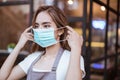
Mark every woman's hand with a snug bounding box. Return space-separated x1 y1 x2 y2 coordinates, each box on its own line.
0 26 33 80
17 26 34 49
65 26 83 80
66 26 83 51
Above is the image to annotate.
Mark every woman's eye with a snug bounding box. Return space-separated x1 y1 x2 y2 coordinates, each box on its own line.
44 25 51 28
34 25 39 28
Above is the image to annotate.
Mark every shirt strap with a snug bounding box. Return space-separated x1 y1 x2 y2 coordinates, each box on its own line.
52 48 64 71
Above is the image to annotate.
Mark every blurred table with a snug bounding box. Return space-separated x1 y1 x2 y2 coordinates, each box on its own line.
0 50 28 67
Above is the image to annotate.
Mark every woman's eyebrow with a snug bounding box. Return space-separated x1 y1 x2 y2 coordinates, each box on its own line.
42 22 51 25
34 23 39 25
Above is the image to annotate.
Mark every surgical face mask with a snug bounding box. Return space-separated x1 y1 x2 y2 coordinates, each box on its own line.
32 28 66 48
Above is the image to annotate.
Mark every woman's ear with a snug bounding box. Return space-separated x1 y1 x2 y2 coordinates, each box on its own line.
58 29 64 36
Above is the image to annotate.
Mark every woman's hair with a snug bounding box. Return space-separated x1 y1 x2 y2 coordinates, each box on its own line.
31 6 70 52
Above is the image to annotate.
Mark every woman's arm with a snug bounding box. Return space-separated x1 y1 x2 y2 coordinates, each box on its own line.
66 48 82 80
65 26 83 80
0 27 33 80
0 44 24 80
7 65 26 80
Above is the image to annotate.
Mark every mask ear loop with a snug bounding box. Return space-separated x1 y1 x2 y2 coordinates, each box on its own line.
59 39 67 42
55 27 66 35
55 27 68 43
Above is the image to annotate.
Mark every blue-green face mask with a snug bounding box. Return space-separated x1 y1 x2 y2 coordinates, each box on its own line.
33 28 65 48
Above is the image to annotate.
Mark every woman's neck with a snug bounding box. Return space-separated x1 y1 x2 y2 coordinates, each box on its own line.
45 43 61 57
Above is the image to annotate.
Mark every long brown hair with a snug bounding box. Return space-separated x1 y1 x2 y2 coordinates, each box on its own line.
30 6 70 53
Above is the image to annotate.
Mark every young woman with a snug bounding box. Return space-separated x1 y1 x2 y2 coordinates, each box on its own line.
0 6 85 80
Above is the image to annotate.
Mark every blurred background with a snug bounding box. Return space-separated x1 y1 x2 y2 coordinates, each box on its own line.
0 0 120 80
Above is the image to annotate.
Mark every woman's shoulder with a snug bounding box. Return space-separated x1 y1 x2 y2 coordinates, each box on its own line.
18 51 43 74
23 51 44 62
59 49 85 78
63 50 84 62
63 49 71 54
27 51 43 58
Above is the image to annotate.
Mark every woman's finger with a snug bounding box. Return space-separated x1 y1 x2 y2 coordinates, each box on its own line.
26 35 34 41
80 36 83 41
26 33 33 38
27 33 33 37
66 26 74 32
67 30 72 35
24 26 32 32
66 35 70 40
29 37 34 41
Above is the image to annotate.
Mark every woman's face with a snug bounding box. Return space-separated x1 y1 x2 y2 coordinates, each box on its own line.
34 11 60 40
34 11 57 29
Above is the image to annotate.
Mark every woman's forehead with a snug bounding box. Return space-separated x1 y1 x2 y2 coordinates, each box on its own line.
35 12 54 24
